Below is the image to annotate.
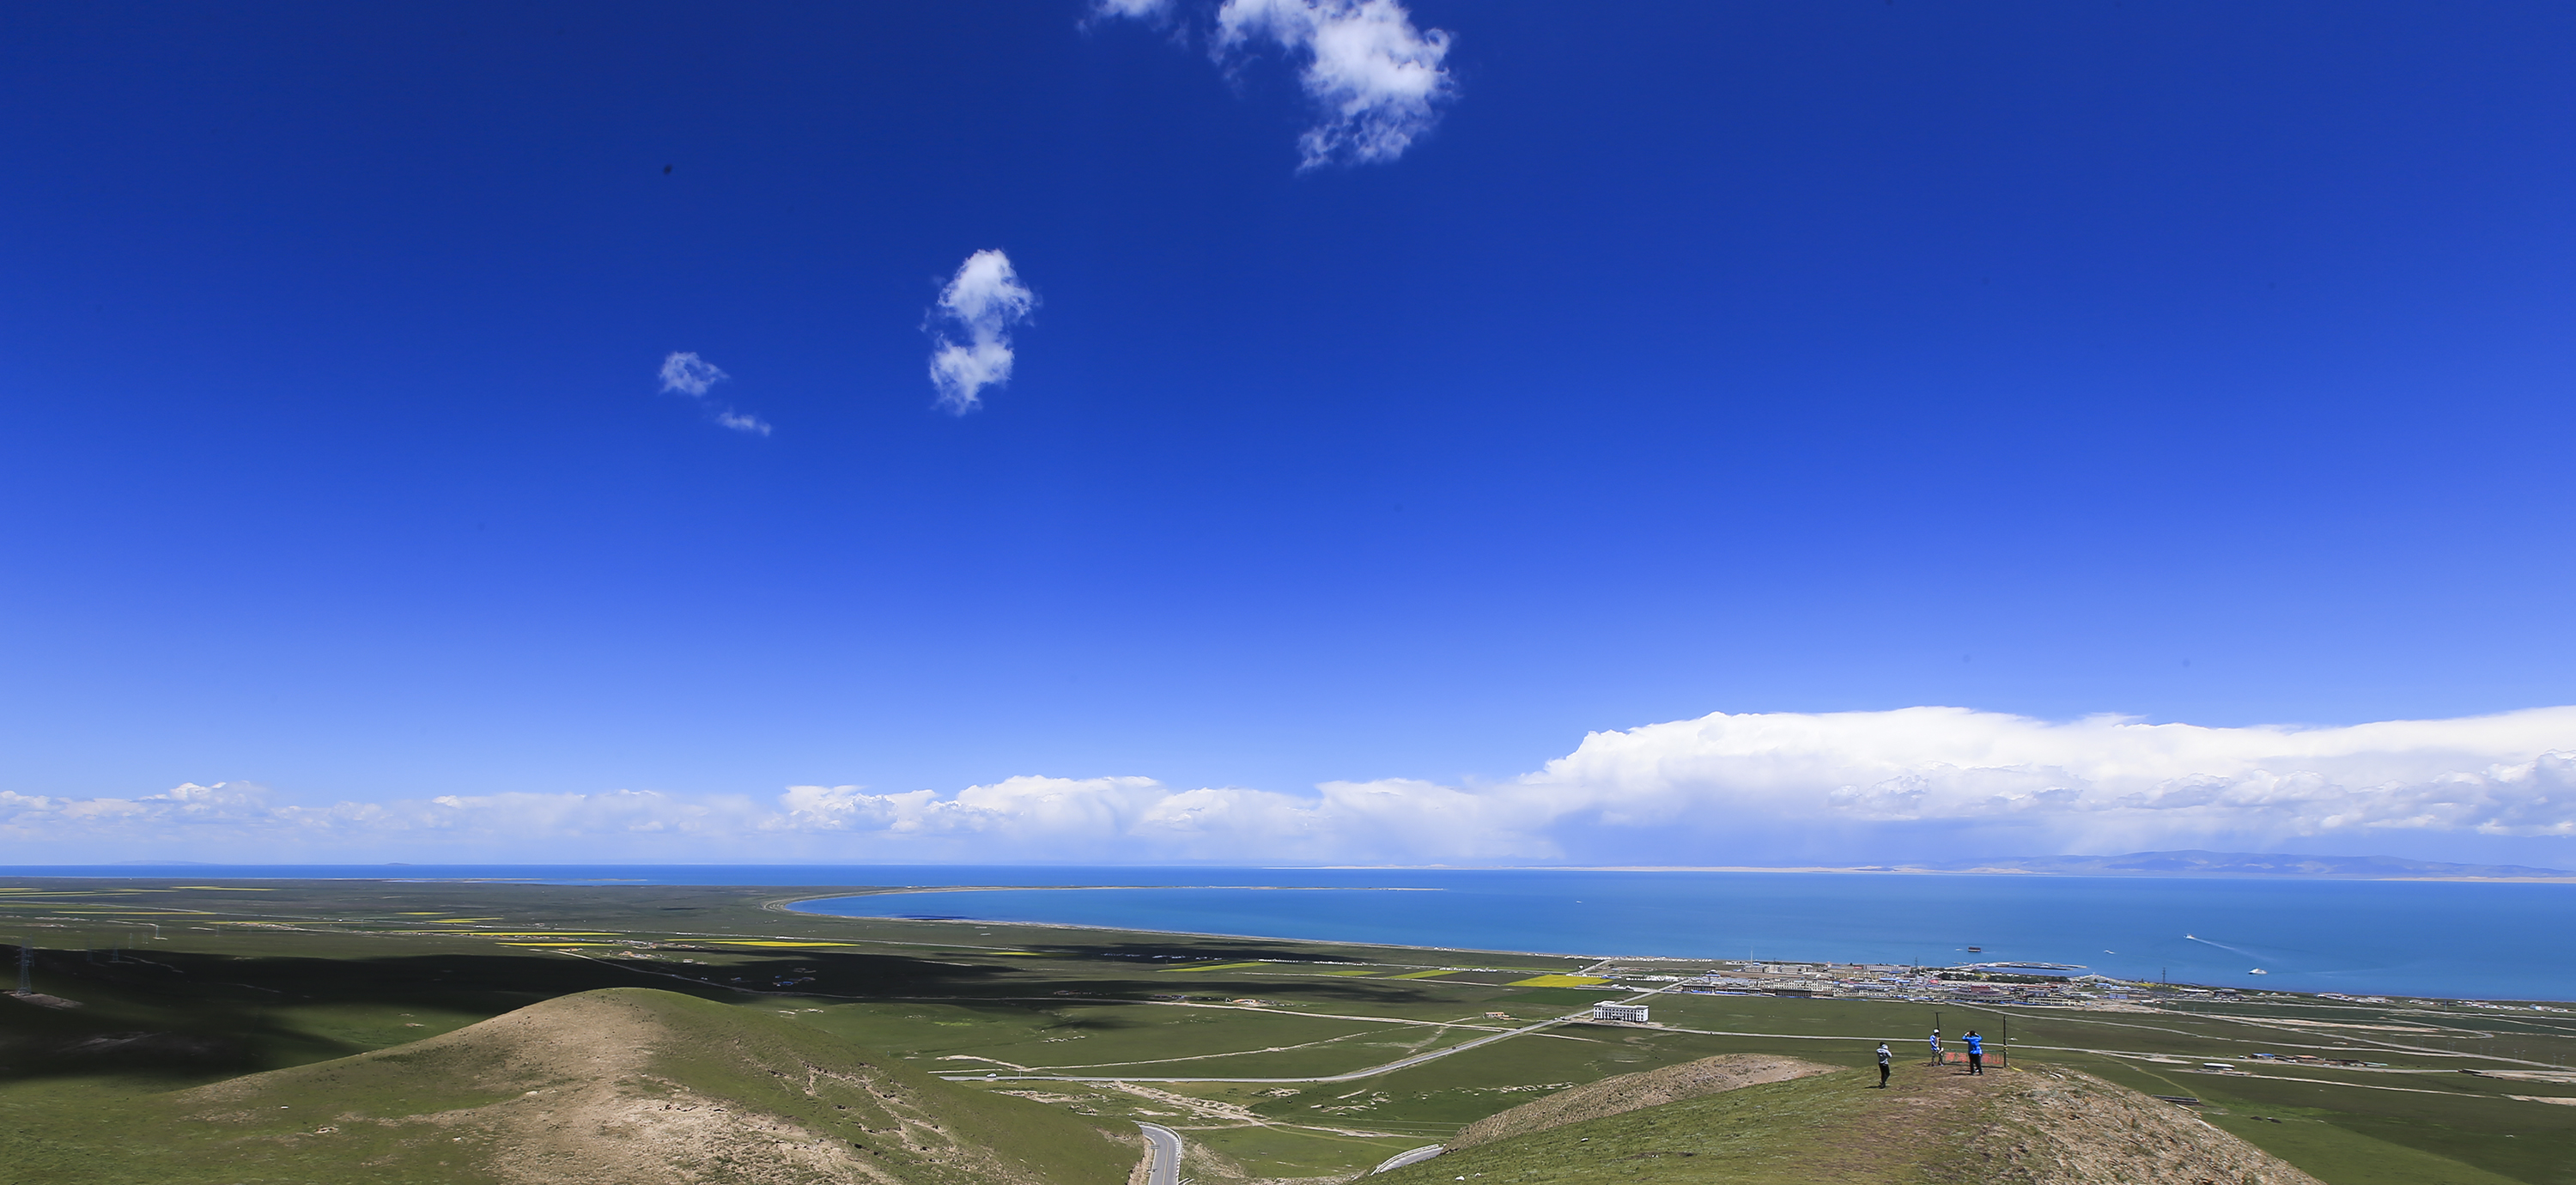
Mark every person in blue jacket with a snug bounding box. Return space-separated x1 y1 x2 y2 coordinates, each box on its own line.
1964 1030 1985 1075
1927 1027 1941 1066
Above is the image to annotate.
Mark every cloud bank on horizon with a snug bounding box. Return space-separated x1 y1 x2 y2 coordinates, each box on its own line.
8 706 2572 865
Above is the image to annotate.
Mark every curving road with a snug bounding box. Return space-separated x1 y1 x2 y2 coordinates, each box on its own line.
1136 1121 1184 1185
1369 1145 1446 1175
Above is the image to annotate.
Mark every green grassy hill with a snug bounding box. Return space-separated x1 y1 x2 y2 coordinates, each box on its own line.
6 988 1135 1185
1450 1054 1835 1151
1380 1060 2324 1185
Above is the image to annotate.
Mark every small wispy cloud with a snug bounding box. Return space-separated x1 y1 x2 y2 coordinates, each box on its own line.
656 351 772 435
1103 0 1456 169
658 352 727 397
926 250 1037 415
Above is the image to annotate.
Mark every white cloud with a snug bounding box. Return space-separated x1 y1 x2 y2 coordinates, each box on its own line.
1096 0 1455 169
656 351 772 434
9 708 2574 866
658 351 728 397
714 410 772 436
1219 0 1455 168
926 250 1037 415
1512 707 2576 856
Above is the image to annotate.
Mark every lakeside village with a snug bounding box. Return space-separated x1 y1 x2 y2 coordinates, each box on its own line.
1097 951 2573 1024
1572 957 2243 1008
1569 957 2567 1012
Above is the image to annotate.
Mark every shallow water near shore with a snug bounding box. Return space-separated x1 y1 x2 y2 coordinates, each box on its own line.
11 862 2568 1000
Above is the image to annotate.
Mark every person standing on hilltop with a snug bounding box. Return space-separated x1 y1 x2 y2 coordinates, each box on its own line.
1875 1042 1893 1087
1965 1030 1985 1075
1927 1027 1942 1066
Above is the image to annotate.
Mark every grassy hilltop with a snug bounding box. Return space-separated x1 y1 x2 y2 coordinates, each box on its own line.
1384 1054 2325 1185
1 878 2570 1184
10 986 1129 1185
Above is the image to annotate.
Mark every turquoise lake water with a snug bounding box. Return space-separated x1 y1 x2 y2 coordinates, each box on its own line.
14 863 2569 1001
785 868 2574 1002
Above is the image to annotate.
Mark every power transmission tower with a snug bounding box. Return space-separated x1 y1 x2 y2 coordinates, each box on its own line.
15 939 29 995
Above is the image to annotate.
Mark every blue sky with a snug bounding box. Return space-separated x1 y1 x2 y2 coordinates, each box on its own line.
3 2 2573 865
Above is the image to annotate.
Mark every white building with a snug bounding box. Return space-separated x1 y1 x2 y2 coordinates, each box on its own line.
1591 1002 1650 1023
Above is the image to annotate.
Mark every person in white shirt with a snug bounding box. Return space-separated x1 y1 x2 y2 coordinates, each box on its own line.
1875 1042 1893 1087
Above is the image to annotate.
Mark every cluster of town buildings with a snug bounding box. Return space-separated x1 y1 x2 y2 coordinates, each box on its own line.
1566 961 2567 1022
1578 959 2244 1006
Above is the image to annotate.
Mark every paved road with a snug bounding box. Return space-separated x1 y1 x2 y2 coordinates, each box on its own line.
945 1014 1584 1085
946 981 1703 1086
1369 1145 1446 1175
1136 1122 1184 1185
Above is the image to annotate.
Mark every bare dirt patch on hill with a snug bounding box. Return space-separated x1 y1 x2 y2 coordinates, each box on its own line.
1933 1066 2325 1185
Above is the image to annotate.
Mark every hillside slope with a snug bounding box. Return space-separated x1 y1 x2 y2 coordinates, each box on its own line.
1450 1054 1836 1150
1382 1060 2321 1185
1937 1066 2324 1185
149 988 1133 1185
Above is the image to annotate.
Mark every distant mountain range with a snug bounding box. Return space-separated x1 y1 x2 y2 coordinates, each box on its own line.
1907 850 2574 879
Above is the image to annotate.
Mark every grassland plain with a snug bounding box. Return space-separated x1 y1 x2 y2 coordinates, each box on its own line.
0 878 2571 1184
